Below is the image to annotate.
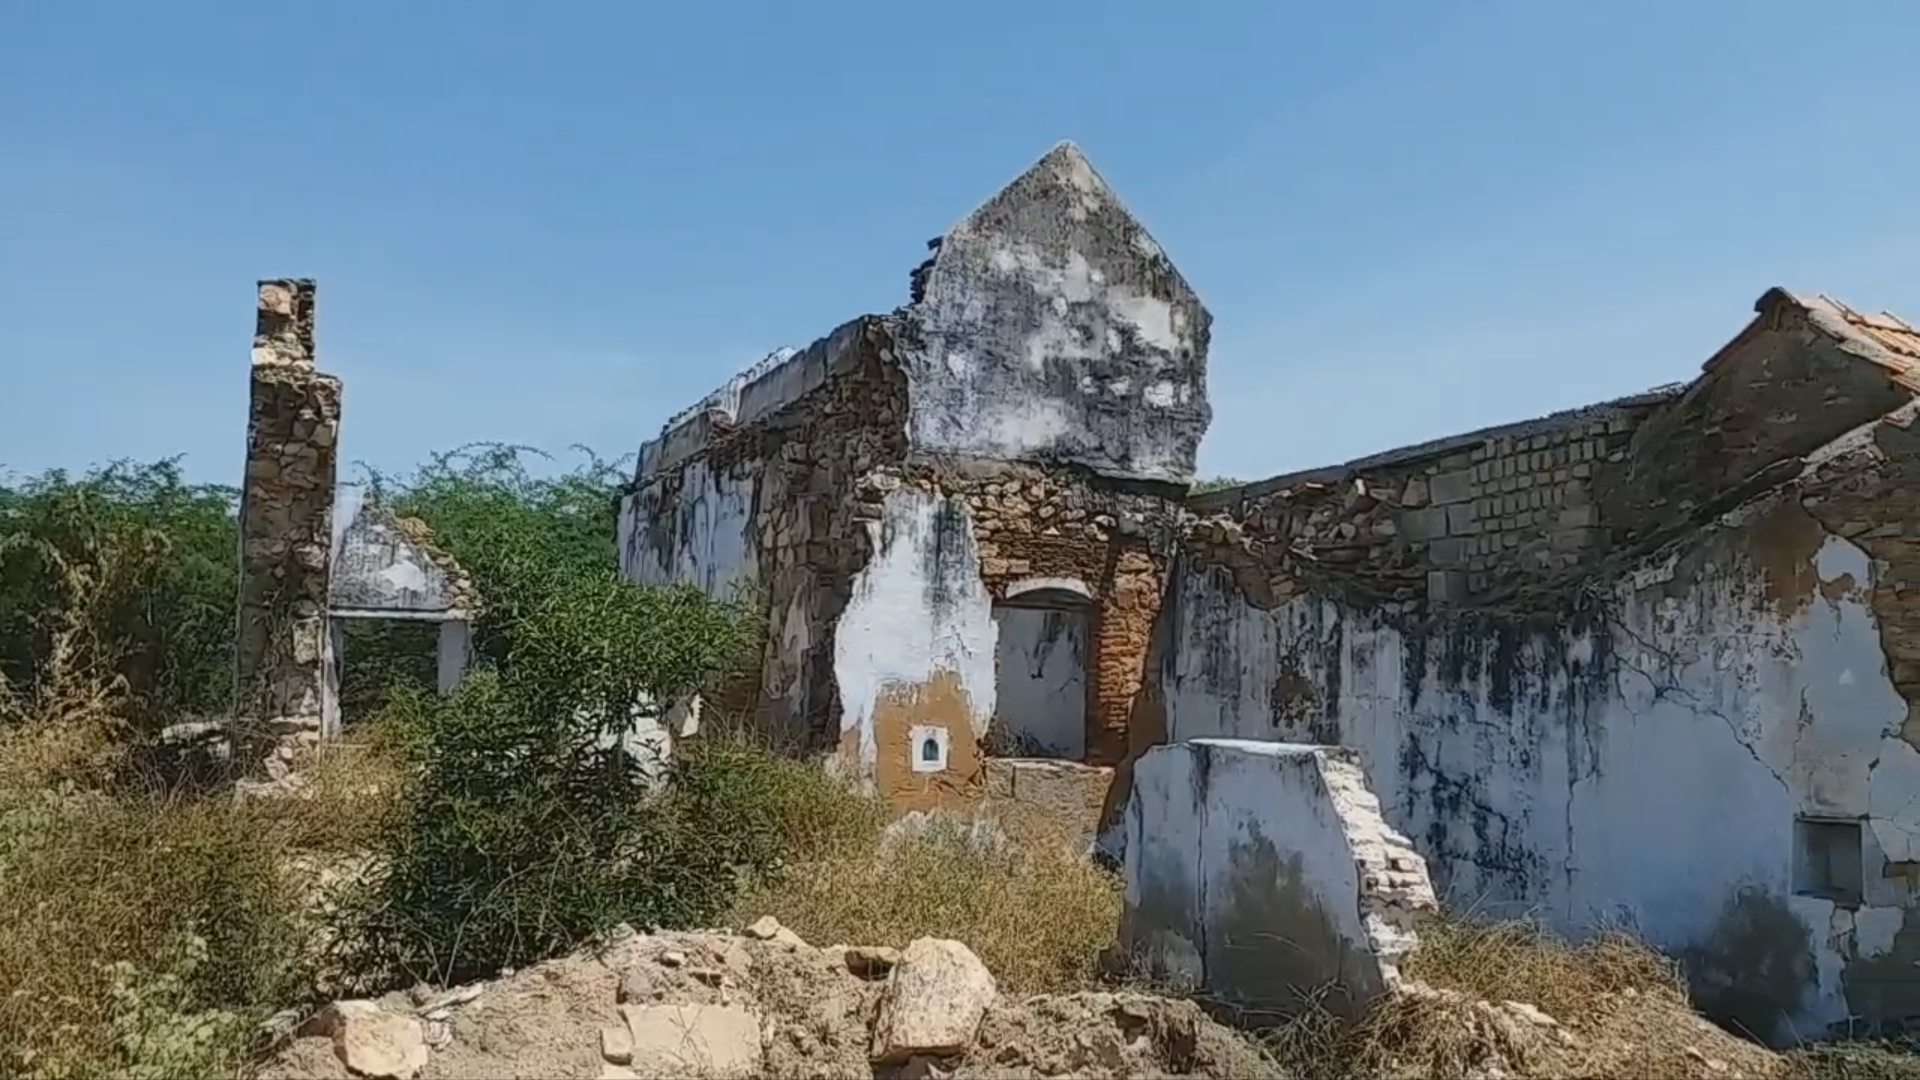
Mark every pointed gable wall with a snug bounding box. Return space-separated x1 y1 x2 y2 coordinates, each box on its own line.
899 142 1212 485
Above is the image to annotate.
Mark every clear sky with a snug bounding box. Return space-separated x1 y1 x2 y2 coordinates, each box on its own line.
4 0 1918 487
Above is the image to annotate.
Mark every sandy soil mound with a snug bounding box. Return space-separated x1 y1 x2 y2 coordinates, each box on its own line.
260 919 1272 1080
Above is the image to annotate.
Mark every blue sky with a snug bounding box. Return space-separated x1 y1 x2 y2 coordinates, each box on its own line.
4 0 1919 487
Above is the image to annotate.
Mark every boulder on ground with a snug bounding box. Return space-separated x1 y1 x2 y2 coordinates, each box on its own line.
869 937 999 1065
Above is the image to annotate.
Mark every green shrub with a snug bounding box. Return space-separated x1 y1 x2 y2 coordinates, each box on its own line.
0 460 238 731
372 444 631 664
339 571 765 985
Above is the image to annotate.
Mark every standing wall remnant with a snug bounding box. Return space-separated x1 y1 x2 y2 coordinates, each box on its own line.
235 278 342 775
1121 739 1437 1018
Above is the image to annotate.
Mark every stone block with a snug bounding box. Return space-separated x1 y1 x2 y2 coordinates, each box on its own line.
1445 503 1476 535
1398 507 1449 542
620 1003 763 1078
1558 505 1598 528
870 938 997 1063
1427 570 1468 606
1428 468 1476 505
1121 740 1437 1019
1427 537 1468 567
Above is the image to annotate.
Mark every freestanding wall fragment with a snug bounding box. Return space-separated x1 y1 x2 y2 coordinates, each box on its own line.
235 278 341 775
1121 739 1437 1018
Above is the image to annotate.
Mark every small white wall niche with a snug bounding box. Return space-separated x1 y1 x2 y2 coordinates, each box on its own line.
910 724 951 773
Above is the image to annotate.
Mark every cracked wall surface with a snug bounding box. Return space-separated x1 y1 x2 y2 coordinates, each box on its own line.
1152 289 1920 1041
618 143 1202 812
235 278 341 775
1122 739 1437 1019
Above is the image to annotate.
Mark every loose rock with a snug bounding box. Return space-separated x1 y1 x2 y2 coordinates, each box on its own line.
621 1002 763 1078
870 938 998 1065
304 1000 429 1080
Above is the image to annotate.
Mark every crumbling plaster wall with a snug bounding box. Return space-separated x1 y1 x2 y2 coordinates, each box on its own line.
901 142 1211 485
621 357 1192 802
1160 416 1920 1039
617 319 911 748
620 143 1208 810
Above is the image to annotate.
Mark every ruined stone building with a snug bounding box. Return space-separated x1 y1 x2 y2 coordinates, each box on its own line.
621 145 1920 1037
236 280 476 782
1172 290 1920 1039
620 143 1206 816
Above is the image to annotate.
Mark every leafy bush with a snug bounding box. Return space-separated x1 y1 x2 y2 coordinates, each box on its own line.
370 444 631 665
339 570 765 985
0 460 238 732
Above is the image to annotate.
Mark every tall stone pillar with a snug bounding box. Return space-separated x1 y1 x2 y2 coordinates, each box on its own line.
234 278 341 776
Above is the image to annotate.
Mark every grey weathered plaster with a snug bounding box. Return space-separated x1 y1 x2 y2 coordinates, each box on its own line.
898 142 1212 484
328 497 466 616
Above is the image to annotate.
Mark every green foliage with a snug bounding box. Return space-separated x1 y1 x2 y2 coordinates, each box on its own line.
2 440 855 1067
97 934 255 1080
0 460 238 731
371 443 632 664
342 574 766 985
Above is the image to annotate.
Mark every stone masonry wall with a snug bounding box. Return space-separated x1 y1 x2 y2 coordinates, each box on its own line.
622 326 1195 815
235 278 341 775
1186 388 1675 613
623 143 1210 816
1601 291 1919 541
1153 291 1920 1037
874 459 1189 768
620 318 911 752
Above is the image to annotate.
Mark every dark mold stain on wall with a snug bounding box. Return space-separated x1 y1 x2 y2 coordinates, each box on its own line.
919 495 976 622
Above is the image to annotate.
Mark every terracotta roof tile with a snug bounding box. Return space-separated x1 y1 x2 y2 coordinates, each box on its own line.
1763 289 1920 392
1819 294 1920 361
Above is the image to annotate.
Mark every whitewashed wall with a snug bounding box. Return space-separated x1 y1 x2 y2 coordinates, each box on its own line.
835 487 998 789
1156 499 1920 1040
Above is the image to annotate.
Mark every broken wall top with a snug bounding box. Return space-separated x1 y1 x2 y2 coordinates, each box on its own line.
328 494 479 618
254 278 324 371
633 142 1213 488
1184 286 1920 609
1198 287 1920 517
635 319 878 482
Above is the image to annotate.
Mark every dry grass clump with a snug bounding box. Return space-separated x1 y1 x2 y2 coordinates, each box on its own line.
0 603 372 1078
1262 914 1790 1080
734 795 1123 995
0 719 310 1078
